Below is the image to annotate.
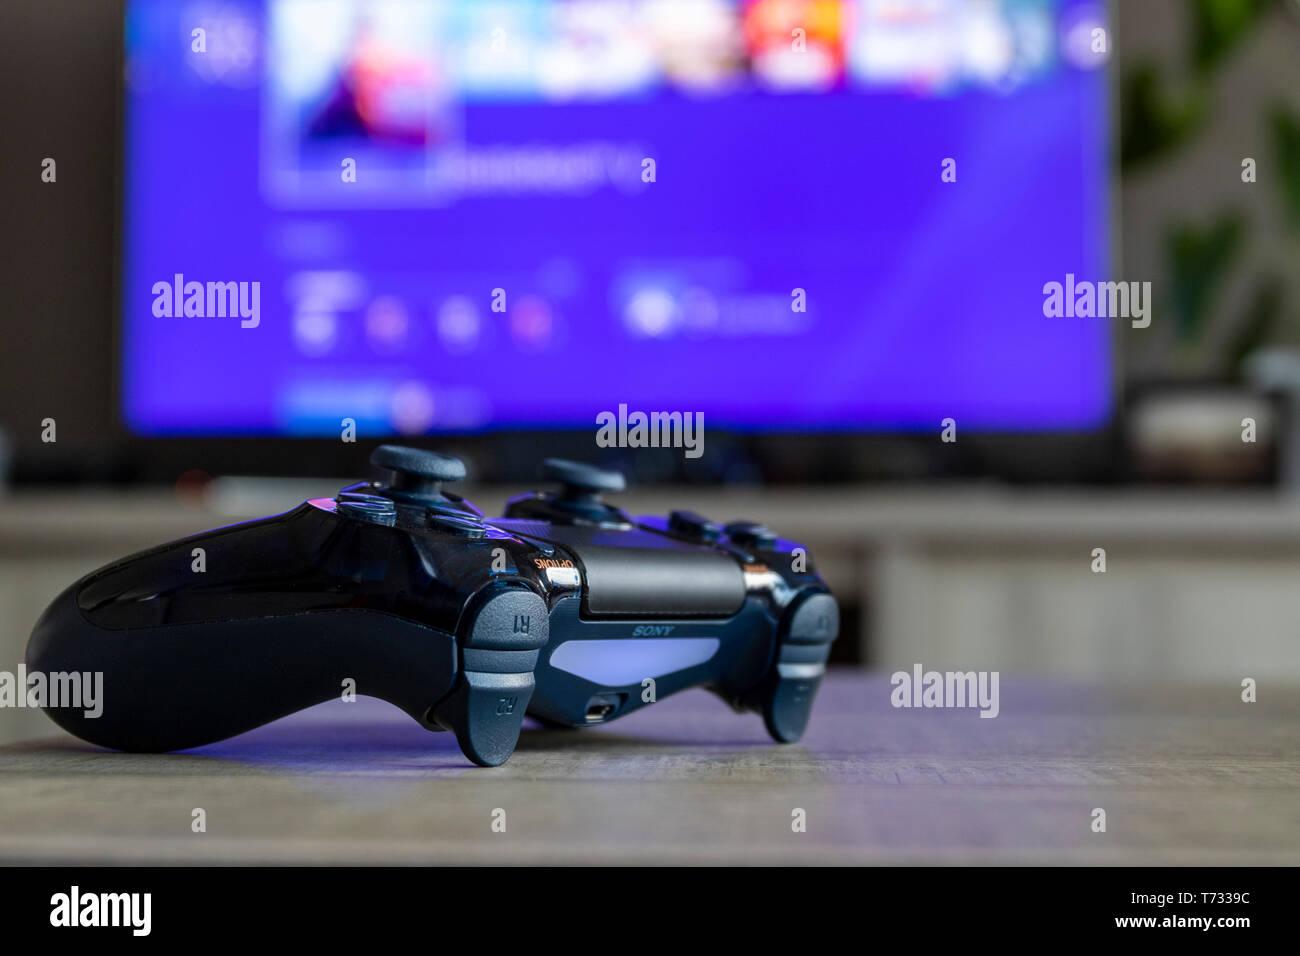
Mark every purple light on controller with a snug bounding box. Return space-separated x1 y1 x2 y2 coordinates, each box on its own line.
549 638 721 686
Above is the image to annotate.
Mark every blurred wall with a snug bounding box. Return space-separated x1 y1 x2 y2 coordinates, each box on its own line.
0 0 119 458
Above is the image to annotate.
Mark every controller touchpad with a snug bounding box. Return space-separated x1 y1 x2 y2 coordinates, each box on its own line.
573 545 745 616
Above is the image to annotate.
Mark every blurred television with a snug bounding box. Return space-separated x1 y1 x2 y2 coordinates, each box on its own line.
120 0 1112 445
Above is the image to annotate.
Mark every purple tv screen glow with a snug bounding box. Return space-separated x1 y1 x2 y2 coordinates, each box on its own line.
122 0 1111 436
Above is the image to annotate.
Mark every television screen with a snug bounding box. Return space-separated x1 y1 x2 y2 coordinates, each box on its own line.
121 0 1111 437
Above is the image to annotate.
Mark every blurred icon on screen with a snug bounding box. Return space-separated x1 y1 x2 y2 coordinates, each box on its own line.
537 0 658 100
364 295 411 354
182 3 261 87
510 295 558 351
436 295 483 354
292 307 340 357
624 286 680 338
743 0 846 91
448 0 552 100
847 0 1054 94
264 0 457 202
642 0 744 94
1061 3 1109 69
389 380 437 433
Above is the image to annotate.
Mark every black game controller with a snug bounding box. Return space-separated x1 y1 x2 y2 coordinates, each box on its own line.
26 446 839 766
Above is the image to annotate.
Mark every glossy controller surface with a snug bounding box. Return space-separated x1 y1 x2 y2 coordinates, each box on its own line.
26 449 838 766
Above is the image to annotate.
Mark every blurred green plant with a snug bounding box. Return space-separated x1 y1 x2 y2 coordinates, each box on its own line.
1122 0 1297 377
1119 65 1205 168
1166 215 1244 345
1191 0 1270 71
1272 105 1300 230
1121 0 1270 169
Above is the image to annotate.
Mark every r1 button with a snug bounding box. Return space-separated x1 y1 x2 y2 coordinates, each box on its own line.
784 593 839 644
465 588 549 651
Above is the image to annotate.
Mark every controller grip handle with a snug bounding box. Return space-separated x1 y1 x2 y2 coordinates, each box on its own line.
25 583 459 754
743 591 840 743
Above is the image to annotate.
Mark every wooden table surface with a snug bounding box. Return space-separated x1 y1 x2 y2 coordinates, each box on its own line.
1 672 1296 865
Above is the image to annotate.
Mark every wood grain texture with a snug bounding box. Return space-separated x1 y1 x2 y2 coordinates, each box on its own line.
1 673 1296 864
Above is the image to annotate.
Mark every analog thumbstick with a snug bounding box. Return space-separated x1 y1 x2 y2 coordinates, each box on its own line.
539 458 626 502
370 445 467 500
